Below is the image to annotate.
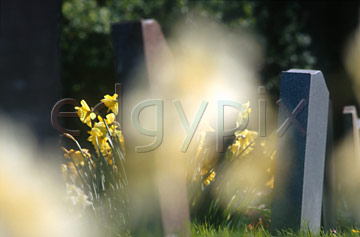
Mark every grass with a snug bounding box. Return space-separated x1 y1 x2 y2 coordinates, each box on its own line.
191 223 360 236
191 223 269 236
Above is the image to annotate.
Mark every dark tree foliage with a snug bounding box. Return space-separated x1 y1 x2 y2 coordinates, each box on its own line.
60 0 315 101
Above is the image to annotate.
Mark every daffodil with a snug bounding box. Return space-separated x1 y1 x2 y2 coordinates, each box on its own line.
81 148 91 158
109 125 125 149
101 94 118 115
118 130 125 146
100 138 112 157
203 179 211 186
208 171 215 180
75 100 96 127
93 121 107 135
92 138 113 164
88 127 104 149
94 115 116 135
117 131 125 152
203 171 216 186
68 162 78 178
98 113 115 125
236 101 251 128
108 124 119 136
230 140 241 156
88 114 124 156
63 148 91 167
230 129 258 157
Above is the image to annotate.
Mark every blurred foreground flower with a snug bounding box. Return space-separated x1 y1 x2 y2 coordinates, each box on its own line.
186 102 276 229
0 116 89 237
66 184 93 209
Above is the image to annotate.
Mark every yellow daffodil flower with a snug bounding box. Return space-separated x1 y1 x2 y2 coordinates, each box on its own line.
93 121 107 136
230 129 258 157
90 117 124 153
109 124 119 136
208 171 216 180
68 162 78 178
236 101 251 128
203 179 211 186
101 94 118 115
94 138 113 164
81 148 91 159
114 128 125 151
106 123 125 149
63 148 90 167
88 127 104 148
98 113 116 125
100 138 111 156
203 171 216 186
75 100 96 127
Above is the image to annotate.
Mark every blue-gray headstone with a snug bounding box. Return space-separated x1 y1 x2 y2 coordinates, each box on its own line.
271 69 329 233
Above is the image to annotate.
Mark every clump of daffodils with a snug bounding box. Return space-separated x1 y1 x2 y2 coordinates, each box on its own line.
61 93 128 236
186 102 276 230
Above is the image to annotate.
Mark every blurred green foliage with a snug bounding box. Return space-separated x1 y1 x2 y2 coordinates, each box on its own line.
61 0 316 99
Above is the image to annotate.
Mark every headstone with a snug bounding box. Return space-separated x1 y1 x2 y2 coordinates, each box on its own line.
322 101 337 230
111 19 190 236
343 106 360 159
271 69 329 233
0 0 61 144
342 106 360 223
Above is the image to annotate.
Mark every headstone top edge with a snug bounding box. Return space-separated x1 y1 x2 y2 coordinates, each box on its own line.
282 69 328 94
284 69 321 75
287 69 320 73
141 19 157 25
343 105 358 115
110 20 143 28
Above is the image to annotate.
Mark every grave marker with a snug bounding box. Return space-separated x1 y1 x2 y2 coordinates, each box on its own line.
343 106 360 160
0 0 61 143
111 19 190 236
271 70 329 232
322 101 337 230
342 106 360 223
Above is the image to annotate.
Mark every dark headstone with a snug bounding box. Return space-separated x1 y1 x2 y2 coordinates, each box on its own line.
271 69 329 232
111 19 190 236
111 21 148 93
0 0 61 143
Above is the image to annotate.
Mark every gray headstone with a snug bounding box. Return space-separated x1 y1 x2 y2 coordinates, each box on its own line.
0 0 61 144
111 19 190 236
322 101 337 230
271 69 329 233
